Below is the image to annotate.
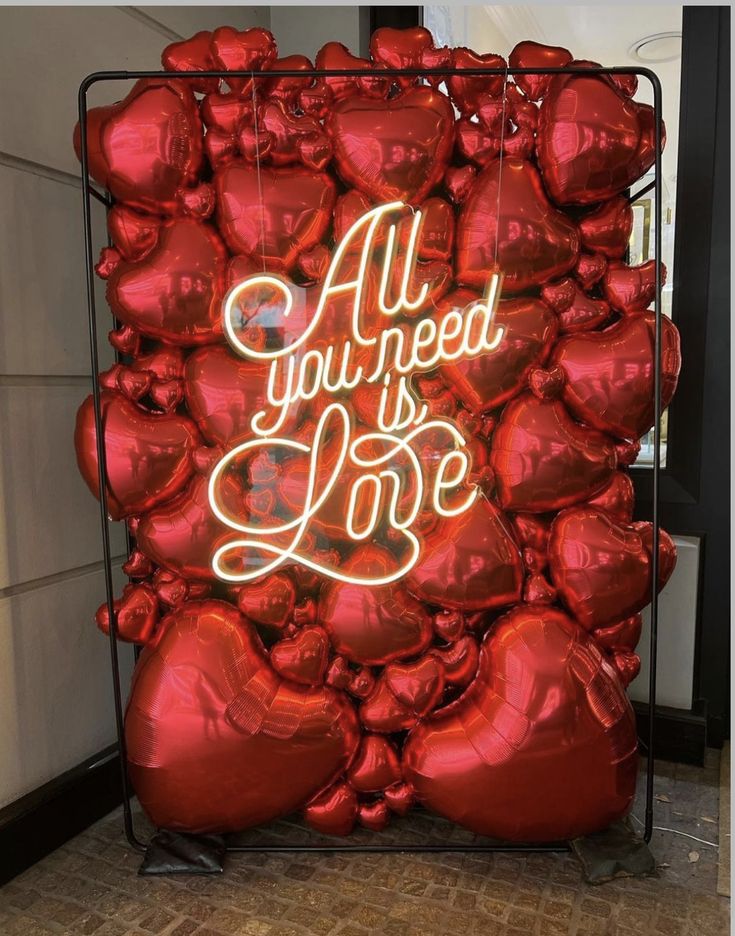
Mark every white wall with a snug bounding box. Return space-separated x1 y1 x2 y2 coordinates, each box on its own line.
269 5 369 59
0 5 269 810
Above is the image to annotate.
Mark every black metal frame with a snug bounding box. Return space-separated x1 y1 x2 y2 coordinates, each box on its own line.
77 64 664 858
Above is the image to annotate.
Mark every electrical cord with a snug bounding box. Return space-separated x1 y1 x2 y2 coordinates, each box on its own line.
630 812 720 848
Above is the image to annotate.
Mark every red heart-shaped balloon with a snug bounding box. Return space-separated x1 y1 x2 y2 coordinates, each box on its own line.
369 26 436 78
548 507 676 629
107 205 161 262
602 260 664 313
585 471 635 522
509 41 573 102
135 474 244 581
126 600 359 833
541 279 610 333
75 390 201 520
132 347 185 382
551 312 681 440
95 583 159 644
210 26 277 94
270 626 329 686
106 218 227 346
161 31 218 94
403 604 638 841
327 87 455 204
447 48 505 114
445 165 476 204
574 253 608 290
593 614 643 654
201 92 251 134
315 42 388 101
304 781 358 836
360 680 416 733
457 158 580 293
438 289 558 413
537 75 661 205
183 345 276 447
263 55 315 108
236 572 296 630
347 735 402 792
73 79 203 214
431 635 480 688
319 545 433 665
258 100 328 167
215 161 336 272
578 197 634 259
384 655 446 716
490 393 618 512
406 496 523 611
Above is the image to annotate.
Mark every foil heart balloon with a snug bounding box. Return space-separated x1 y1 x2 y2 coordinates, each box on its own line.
264 55 315 108
384 656 445 716
438 288 558 413
585 472 635 523
106 219 227 346
215 161 336 272
548 507 677 629
236 572 296 630
457 158 580 293
95 583 159 644
73 79 203 214
578 197 634 259
315 41 388 102
360 679 417 733
542 279 611 333
270 626 329 686
575 252 608 290
431 635 479 688
135 474 244 581
74 390 201 520
537 75 662 205
602 260 663 313
509 40 573 102
551 312 681 440
327 87 455 204
126 600 359 832
369 26 437 77
403 604 638 841
347 735 402 792
107 205 161 262
161 31 218 94
210 26 278 94
446 48 506 114
319 545 433 666
183 345 274 447
490 393 618 512
406 496 523 611
593 614 643 654
304 781 358 836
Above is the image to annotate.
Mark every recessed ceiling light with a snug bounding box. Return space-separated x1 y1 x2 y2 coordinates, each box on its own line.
629 32 682 64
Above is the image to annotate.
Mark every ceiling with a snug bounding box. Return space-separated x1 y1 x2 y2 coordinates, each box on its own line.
424 4 683 193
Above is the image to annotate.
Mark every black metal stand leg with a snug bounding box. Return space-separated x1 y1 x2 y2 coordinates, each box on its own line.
139 830 226 875
572 820 656 885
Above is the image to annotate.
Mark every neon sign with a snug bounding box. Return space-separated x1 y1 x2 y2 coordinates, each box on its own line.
208 202 504 586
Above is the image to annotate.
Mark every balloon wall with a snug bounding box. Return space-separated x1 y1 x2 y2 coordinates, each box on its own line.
73 26 681 842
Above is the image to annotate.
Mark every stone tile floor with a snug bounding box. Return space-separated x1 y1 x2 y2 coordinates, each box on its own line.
1 751 729 936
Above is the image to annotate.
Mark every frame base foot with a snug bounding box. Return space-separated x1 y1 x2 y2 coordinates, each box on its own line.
571 819 656 884
138 829 226 875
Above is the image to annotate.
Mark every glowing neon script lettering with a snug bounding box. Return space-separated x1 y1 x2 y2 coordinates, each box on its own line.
208 202 504 586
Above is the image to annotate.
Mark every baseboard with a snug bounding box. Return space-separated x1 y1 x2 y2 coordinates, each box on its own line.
634 702 708 766
0 745 123 885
